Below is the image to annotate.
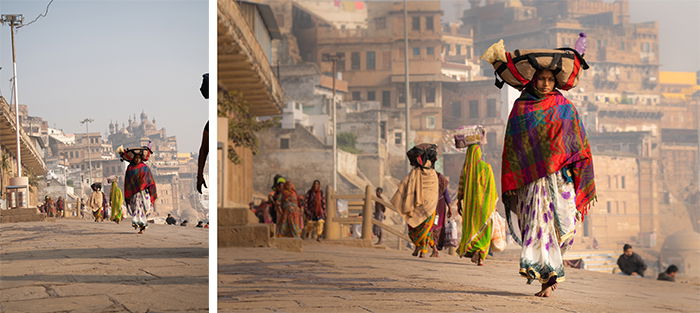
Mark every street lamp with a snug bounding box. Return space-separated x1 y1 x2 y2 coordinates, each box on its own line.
1 14 25 178
322 53 344 191
80 118 94 185
403 0 411 174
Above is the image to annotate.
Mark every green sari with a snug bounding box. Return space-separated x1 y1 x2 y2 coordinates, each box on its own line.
110 181 124 222
456 144 498 261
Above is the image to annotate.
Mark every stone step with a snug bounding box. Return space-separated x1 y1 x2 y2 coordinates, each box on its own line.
0 213 45 223
218 224 273 248
218 207 259 226
0 208 41 216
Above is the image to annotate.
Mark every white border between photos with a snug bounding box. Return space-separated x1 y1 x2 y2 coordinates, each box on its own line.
208 0 217 310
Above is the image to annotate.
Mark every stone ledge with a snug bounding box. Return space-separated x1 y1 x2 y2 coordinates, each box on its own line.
218 224 272 248
218 207 258 226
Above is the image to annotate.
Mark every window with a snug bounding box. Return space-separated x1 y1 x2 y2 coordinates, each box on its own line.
451 101 461 117
412 86 421 104
367 91 376 101
366 51 376 70
469 100 479 118
621 176 625 189
487 99 497 117
466 45 472 59
394 132 402 145
413 47 420 56
456 44 462 55
426 47 435 55
352 91 361 100
337 52 345 71
399 88 406 103
426 116 436 129
351 52 360 70
375 17 386 29
412 16 420 31
426 87 436 103
382 91 391 107
425 16 434 31
444 44 450 55
607 201 612 214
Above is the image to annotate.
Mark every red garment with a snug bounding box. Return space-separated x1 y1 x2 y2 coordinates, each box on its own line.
124 162 157 205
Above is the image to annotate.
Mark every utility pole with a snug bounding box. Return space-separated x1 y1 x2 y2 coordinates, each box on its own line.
80 118 95 185
403 0 411 174
323 53 344 191
1 14 25 178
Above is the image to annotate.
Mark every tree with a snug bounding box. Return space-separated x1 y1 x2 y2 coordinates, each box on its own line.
337 132 362 154
217 90 279 164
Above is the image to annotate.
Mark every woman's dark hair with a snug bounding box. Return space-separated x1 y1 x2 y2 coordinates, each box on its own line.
623 243 632 251
666 265 678 274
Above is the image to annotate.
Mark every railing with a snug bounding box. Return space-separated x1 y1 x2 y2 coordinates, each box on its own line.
324 185 410 249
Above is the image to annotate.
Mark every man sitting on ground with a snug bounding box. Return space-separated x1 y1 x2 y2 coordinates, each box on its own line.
658 265 678 282
166 214 177 225
617 244 647 277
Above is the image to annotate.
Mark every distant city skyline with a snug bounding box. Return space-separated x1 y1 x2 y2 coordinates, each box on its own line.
0 0 208 153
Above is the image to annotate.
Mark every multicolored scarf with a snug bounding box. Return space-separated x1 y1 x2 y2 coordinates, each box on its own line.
502 90 596 215
124 162 158 205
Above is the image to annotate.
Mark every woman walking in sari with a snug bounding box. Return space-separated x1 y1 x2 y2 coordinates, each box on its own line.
109 177 124 224
277 181 304 237
501 69 596 297
392 144 439 258
303 180 326 241
456 144 497 266
118 146 158 234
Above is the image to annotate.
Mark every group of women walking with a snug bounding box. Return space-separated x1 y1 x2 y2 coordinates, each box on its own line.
391 65 595 298
262 176 327 240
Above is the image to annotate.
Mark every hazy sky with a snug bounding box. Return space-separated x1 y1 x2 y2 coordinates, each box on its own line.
440 0 700 72
0 0 208 153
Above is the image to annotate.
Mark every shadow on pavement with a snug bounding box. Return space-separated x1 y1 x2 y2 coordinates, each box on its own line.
0 274 208 285
0 247 208 261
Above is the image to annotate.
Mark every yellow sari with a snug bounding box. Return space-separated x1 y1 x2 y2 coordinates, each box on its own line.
456 144 498 261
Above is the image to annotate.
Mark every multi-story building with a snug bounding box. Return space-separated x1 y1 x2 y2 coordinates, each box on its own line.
0 97 46 208
107 111 178 162
218 0 284 209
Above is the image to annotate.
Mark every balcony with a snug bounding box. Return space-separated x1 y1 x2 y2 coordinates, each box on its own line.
0 97 46 175
218 0 283 116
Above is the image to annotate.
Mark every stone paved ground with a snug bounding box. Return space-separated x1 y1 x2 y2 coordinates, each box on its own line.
0 220 208 313
218 242 700 313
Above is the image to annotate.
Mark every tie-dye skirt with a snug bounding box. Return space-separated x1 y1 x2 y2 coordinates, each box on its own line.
127 190 153 229
514 171 580 284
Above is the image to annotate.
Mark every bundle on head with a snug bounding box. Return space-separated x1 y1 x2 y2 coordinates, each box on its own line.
407 143 438 169
117 145 153 163
481 39 589 91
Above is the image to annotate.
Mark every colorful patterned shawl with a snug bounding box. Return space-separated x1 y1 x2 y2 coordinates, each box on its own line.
502 90 596 215
124 162 157 205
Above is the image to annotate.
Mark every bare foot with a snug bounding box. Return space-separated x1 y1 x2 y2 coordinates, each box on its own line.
534 283 557 297
412 247 420 257
470 251 480 264
430 250 439 258
419 251 425 258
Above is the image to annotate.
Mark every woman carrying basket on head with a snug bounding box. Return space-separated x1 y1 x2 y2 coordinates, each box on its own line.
117 145 158 234
483 39 596 297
